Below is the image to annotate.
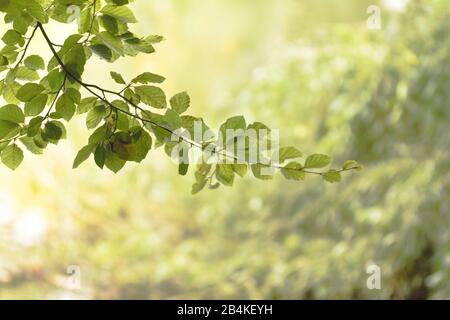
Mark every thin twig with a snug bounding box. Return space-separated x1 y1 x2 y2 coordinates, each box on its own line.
12 25 39 71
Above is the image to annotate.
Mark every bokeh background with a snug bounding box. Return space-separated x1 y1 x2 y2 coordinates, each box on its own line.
0 0 449 299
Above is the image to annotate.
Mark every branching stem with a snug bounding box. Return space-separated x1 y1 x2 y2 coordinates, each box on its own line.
34 22 357 176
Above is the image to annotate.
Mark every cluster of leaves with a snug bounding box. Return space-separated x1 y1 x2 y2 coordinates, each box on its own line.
0 0 361 193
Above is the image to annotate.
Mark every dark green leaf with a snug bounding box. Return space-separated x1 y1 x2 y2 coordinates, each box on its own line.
43 121 64 142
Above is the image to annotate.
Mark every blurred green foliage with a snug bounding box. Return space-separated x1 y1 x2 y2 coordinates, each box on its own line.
0 0 448 299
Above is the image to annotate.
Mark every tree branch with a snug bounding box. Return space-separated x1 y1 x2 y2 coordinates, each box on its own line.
36 22 357 176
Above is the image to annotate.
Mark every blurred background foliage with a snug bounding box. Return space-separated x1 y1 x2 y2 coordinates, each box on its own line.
0 0 449 299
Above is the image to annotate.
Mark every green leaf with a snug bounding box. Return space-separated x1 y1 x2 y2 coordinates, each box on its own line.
2 30 22 46
94 145 107 169
55 94 76 121
1 143 23 170
170 91 190 114
63 45 86 80
27 116 43 137
343 160 363 171
86 105 106 129
79 7 95 34
24 0 47 23
323 170 342 183
145 35 164 44
64 88 81 104
99 14 120 35
232 163 248 178
0 120 19 139
221 116 246 132
96 31 125 55
16 83 45 102
19 136 44 154
42 121 64 143
0 104 24 123
73 143 96 168
0 141 8 153
13 17 30 35
88 125 108 144
89 44 113 61
219 115 247 145
33 132 48 149
110 71 126 84
0 55 8 66
110 0 130 5
304 154 331 169
127 128 152 163
116 112 129 131
179 162 189 176
191 180 207 195
163 109 181 130
2 82 21 104
111 100 129 112
251 163 273 180
278 146 303 163
216 164 235 186
101 4 137 23
47 69 65 91
24 94 48 116
105 153 126 173
131 72 165 84
16 66 39 81
110 128 151 163
135 85 167 109
281 161 305 181
124 37 155 54
24 55 45 70
77 97 97 114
